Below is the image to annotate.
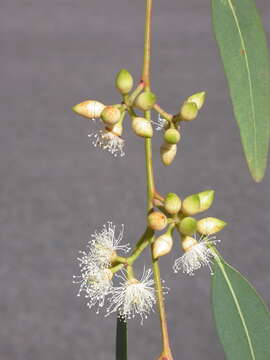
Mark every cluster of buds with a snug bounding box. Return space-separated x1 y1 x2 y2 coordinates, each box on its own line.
159 91 206 166
148 190 226 275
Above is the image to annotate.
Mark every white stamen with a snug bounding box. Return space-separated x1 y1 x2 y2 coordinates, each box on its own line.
173 235 220 276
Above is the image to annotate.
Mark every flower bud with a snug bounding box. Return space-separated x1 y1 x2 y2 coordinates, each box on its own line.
180 101 198 121
101 106 122 125
198 190 215 212
132 117 153 138
163 128 181 144
72 100 105 119
187 91 206 110
153 233 173 259
178 217 197 235
115 69 134 95
181 236 198 252
197 217 226 235
160 143 177 166
164 193 181 215
106 122 123 136
104 269 114 281
148 211 168 231
182 194 201 215
135 91 156 111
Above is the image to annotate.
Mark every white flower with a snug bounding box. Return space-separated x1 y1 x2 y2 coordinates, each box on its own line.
173 235 220 276
73 264 113 313
90 222 130 268
106 268 156 324
152 114 168 131
88 129 125 157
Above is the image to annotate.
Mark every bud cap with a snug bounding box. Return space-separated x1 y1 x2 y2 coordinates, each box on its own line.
135 91 157 111
148 211 168 231
101 106 121 125
164 128 181 144
115 69 134 95
178 217 197 235
164 193 181 215
160 143 177 166
132 117 153 138
72 100 105 119
182 194 201 215
197 217 226 235
180 102 198 121
153 233 173 259
187 91 206 110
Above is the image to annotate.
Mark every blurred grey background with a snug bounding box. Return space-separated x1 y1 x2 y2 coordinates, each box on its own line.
1 0 270 359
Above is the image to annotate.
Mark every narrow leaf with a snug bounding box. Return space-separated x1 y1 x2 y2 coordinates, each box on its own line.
212 256 270 360
116 316 127 360
212 0 270 182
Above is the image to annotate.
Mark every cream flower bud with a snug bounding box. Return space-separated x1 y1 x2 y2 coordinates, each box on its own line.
153 233 173 259
182 194 201 215
106 122 123 137
148 211 168 231
160 143 177 166
115 69 134 94
72 100 105 119
132 117 153 138
178 217 197 235
135 91 156 111
197 217 226 235
164 193 181 215
101 106 122 125
181 236 198 252
180 101 198 121
163 128 181 144
187 91 206 110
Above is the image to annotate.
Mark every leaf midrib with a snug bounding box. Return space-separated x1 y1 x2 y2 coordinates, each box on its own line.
216 256 256 360
225 0 258 174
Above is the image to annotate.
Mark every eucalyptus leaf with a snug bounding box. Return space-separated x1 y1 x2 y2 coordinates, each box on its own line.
212 256 270 360
212 0 270 182
116 316 127 360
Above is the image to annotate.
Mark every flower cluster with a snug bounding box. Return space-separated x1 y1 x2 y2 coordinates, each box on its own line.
73 222 156 323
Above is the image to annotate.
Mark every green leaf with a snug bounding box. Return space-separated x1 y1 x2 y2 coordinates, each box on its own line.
212 0 270 182
116 316 127 360
212 256 270 360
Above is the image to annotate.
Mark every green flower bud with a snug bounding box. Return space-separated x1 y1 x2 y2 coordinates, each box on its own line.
115 69 134 95
182 190 215 215
163 128 181 144
132 117 153 138
148 211 168 231
160 143 177 166
182 194 201 215
178 217 197 235
153 233 173 259
197 217 226 235
72 100 105 119
180 101 198 121
198 190 215 212
187 91 206 110
101 106 121 125
135 91 156 111
164 193 181 215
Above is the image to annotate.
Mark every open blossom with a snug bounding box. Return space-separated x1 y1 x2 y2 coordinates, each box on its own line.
73 264 113 313
88 129 125 157
106 268 156 324
173 235 220 276
90 221 130 268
